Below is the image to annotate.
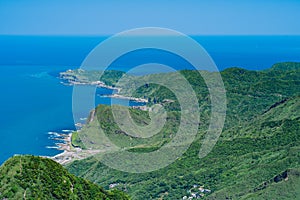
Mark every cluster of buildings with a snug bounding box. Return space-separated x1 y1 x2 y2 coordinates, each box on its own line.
182 185 211 199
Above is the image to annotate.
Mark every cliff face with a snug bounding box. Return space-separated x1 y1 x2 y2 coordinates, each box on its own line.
87 109 96 124
0 155 130 200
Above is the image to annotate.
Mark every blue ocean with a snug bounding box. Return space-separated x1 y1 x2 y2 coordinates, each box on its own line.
0 36 299 164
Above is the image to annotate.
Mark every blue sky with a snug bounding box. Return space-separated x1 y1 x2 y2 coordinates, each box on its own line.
0 0 300 35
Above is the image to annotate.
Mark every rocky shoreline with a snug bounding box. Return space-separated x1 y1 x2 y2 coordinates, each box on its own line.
59 69 148 103
49 131 100 165
59 69 121 91
49 69 148 165
99 94 148 103
61 79 121 92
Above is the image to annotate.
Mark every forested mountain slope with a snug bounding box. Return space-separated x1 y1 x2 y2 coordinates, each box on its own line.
67 63 300 199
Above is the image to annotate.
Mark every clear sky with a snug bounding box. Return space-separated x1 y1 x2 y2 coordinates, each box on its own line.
0 0 300 35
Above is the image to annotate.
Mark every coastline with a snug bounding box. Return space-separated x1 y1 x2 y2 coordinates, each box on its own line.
99 94 148 103
49 131 100 165
59 69 149 103
61 80 121 92
49 69 149 165
59 69 121 91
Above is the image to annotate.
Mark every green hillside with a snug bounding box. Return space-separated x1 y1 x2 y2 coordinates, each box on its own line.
68 96 300 199
72 104 180 152
241 168 300 200
66 63 300 199
0 155 130 200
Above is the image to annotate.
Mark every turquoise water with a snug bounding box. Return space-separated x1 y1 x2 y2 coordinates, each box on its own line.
0 65 143 164
0 36 299 164
0 65 72 163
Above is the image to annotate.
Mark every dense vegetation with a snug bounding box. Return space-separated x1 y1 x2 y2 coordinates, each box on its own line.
0 155 130 200
66 62 300 199
72 104 180 152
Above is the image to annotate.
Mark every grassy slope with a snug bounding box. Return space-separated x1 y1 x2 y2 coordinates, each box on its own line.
0 155 130 200
66 63 300 199
72 104 180 152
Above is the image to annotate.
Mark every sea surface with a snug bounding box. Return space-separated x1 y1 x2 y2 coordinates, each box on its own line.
0 35 299 164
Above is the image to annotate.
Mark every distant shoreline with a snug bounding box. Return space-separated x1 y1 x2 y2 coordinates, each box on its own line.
59 69 149 103
61 80 120 91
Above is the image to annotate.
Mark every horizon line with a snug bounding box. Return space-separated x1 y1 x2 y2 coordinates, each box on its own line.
1 34 300 37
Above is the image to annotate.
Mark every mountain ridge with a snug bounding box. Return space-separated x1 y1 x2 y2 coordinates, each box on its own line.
0 155 130 200
66 62 300 199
